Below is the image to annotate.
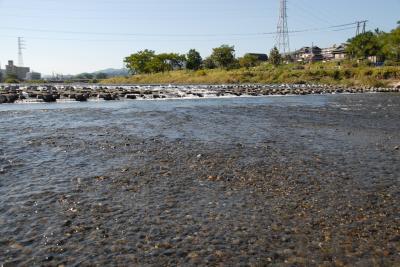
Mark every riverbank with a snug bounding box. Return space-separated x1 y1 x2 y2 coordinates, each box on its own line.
1 94 399 265
102 63 400 87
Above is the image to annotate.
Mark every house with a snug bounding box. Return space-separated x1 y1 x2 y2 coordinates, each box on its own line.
293 46 323 62
321 45 337 61
332 44 347 60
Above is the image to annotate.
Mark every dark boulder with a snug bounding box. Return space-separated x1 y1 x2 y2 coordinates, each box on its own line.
40 94 57 102
0 95 7 104
28 92 38 98
125 94 137 99
99 93 113 100
99 93 118 101
6 94 19 103
74 94 88 102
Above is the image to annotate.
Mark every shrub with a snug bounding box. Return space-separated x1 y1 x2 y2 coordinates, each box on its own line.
364 69 373 76
344 69 353 79
332 70 341 80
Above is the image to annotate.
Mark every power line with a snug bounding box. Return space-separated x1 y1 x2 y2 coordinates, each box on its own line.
0 26 262 37
0 22 361 38
332 26 358 32
291 0 336 26
0 34 277 43
0 13 275 22
0 25 357 43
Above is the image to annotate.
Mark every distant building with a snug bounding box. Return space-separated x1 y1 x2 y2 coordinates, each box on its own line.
26 72 42 80
0 68 4 82
332 44 348 60
5 60 30 80
321 45 337 61
248 53 269 61
293 46 323 62
0 63 6 82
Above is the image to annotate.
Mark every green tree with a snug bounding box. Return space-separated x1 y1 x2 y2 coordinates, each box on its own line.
203 56 216 69
269 47 282 66
124 49 156 74
5 74 19 83
186 49 202 70
238 54 260 68
125 51 186 73
147 56 167 73
151 53 186 72
382 27 400 61
346 32 382 59
210 45 236 69
163 53 186 70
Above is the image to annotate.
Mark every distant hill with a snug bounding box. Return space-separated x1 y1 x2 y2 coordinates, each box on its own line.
41 68 130 80
92 68 130 77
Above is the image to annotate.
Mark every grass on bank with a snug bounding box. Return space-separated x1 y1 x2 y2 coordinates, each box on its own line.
102 61 400 87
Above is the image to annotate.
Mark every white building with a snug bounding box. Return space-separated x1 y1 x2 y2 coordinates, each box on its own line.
26 72 42 80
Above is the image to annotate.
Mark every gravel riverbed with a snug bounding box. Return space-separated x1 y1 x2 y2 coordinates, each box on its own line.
0 93 399 266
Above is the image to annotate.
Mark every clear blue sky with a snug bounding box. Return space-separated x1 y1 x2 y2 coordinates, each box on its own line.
0 0 398 75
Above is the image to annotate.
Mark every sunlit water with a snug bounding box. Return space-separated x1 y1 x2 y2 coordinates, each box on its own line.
1 93 399 265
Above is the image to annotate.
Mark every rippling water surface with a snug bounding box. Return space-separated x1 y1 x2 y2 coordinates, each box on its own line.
0 95 329 187
1 93 399 266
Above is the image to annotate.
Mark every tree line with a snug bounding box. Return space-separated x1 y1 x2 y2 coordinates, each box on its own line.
124 45 284 74
123 21 400 75
346 21 400 63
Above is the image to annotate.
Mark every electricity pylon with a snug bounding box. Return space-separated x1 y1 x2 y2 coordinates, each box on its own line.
18 37 26 67
276 0 290 55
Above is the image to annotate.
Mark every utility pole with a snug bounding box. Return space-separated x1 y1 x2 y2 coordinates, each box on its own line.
276 0 290 55
356 22 360 36
18 37 26 67
355 20 368 36
310 42 314 64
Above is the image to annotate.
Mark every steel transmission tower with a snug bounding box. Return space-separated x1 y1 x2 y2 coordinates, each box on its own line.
18 37 26 66
276 0 290 55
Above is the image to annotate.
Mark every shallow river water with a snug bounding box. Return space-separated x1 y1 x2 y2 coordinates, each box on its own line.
0 93 399 266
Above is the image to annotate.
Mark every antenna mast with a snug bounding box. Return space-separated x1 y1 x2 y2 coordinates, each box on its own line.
18 37 26 66
276 0 290 55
